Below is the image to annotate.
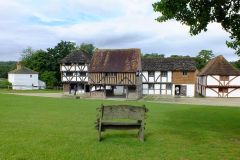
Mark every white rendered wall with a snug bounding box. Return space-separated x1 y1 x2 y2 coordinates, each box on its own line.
155 71 161 82
206 88 218 97
228 88 240 97
228 76 240 85
142 71 148 82
9 73 39 90
207 75 219 85
186 84 195 97
167 71 172 82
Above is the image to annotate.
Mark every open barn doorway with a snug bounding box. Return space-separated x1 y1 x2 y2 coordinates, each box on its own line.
106 85 126 98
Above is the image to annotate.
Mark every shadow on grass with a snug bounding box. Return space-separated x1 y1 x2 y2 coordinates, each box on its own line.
100 131 152 142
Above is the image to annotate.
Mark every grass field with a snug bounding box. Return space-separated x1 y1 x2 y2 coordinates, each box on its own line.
0 94 240 160
0 89 62 93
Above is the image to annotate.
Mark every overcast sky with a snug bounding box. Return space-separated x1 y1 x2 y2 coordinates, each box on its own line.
0 0 239 61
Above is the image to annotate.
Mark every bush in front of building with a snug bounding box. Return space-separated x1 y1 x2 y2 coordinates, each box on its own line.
0 78 12 89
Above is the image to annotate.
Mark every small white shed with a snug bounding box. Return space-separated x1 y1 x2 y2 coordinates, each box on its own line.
8 62 46 90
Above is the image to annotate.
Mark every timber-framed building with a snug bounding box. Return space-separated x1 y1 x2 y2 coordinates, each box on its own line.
197 55 240 97
60 50 91 94
88 49 142 99
142 58 197 97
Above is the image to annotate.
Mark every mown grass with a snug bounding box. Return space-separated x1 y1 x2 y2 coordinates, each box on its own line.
0 89 62 93
0 93 240 160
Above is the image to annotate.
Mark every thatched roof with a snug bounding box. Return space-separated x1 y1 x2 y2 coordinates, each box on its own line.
142 58 196 71
60 50 91 64
198 55 240 76
89 48 141 72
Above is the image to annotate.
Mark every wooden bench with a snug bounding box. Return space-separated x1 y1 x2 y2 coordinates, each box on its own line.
96 104 148 142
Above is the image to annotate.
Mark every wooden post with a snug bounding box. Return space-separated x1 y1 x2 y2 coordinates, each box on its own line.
84 84 86 93
104 85 106 99
126 86 128 99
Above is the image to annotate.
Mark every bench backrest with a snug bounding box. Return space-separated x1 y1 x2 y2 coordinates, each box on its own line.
100 105 147 120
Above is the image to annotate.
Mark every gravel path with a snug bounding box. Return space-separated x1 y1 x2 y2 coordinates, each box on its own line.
3 93 240 107
142 96 240 107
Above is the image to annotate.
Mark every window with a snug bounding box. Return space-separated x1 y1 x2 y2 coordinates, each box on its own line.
166 84 172 90
219 87 228 93
105 73 116 77
220 76 229 81
66 72 73 77
182 71 188 76
148 71 154 77
148 84 154 89
161 71 167 77
30 75 32 78
80 72 86 77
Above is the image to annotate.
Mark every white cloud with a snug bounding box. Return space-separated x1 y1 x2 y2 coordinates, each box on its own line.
0 0 238 61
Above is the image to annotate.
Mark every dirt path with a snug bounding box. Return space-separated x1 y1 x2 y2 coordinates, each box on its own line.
2 92 240 107
144 97 240 107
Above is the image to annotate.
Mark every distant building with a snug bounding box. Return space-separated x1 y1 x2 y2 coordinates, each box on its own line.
88 49 142 99
142 58 197 97
60 50 91 94
8 62 46 90
197 55 240 97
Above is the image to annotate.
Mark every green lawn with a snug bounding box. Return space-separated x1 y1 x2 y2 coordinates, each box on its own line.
0 94 240 160
0 89 62 93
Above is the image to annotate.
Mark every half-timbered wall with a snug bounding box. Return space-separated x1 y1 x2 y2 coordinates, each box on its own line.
197 75 240 97
141 71 172 95
142 83 172 95
60 64 88 72
142 71 172 83
61 64 88 83
88 72 137 85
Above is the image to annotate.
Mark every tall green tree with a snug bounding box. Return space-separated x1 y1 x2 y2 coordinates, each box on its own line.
153 0 240 56
0 61 16 78
195 50 215 70
21 41 77 87
78 43 95 57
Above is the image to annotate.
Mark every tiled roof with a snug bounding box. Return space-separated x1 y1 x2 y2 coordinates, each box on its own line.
60 50 91 63
9 67 38 74
198 55 240 76
89 48 141 72
142 57 196 71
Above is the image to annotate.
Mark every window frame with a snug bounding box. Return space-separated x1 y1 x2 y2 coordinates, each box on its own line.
182 71 188 76
148 71 155 77
161 71 167 77
148 84 154 89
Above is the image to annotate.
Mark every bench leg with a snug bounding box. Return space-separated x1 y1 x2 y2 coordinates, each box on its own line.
139 126 144 142
98 123 102 142
98 130 102 141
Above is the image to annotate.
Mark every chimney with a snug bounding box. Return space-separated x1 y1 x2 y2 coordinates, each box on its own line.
16 62 22 70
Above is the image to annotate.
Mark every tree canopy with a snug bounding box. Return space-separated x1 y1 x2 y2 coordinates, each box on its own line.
153 0 240 56
0 62 16 78
21 41 95 87
195 50 215 70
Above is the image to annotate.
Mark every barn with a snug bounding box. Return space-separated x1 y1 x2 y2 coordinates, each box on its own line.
88 48 142 99
142 58 197 97
8 62 45 90
60 50 91 94
197 55 240 97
